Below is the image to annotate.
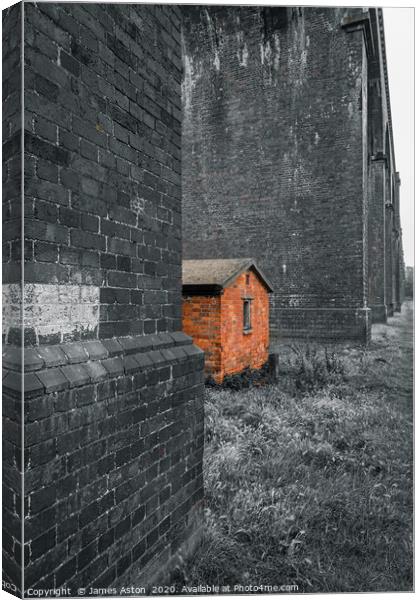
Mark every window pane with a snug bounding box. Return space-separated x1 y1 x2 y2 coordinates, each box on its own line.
243 300 251 330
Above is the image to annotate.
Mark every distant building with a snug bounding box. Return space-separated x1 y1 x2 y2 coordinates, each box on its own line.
405 267 414 298
182 259 273 383
181 7 404 341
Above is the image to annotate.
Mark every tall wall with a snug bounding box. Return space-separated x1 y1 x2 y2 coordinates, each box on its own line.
366 9 403 321
367 151 387 322
2 3 204 594
3 4 23 594
366 10 387 323
405 266 413 299
393 173 404 311
181 6 403 340
181 6 371 340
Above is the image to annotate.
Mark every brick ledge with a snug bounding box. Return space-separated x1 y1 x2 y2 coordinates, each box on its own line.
2 332 203 398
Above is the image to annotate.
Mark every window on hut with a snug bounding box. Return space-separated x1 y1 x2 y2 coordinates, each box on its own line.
243 299 251 331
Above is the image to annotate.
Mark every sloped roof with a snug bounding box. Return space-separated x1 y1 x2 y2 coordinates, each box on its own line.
182 258 274 293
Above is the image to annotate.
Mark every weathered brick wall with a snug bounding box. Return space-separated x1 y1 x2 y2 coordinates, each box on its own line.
3 1 22 348
3 3 204 594
393 174 403 311
4 334 204 593
367 156 387 322
182 294 222 379
385 203 394 316
22 1 183 343
220 271 269 380
366 10 387 323
3 2 22 292
181 6 371 341
364 9 403 323
405 266 413 299
3 3 23 595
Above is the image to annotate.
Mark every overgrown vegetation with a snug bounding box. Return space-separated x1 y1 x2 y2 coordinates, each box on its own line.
288 344 346 393
206 360 276 391
174 305 413 593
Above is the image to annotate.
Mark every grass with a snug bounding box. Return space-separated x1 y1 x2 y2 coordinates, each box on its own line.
174 304 413 593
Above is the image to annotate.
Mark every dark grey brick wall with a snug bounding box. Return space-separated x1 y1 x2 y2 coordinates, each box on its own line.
364 9 403 323
181 7 369 340
3 2 22 290
366 11 387 323
3 335 204 594
181 6 402 340
23 2 183 340
3 3 204 594
3 3 23 596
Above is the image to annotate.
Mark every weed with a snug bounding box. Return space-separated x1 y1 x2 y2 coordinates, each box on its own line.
289 344 346 393
207 358 277 391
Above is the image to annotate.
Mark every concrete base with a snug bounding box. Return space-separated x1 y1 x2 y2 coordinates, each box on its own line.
271 307 372 342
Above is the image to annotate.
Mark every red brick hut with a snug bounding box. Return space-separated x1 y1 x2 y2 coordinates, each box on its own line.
182 258 273 383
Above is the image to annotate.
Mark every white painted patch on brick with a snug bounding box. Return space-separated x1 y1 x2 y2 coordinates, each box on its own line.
3 283 100 341
2 283 22 333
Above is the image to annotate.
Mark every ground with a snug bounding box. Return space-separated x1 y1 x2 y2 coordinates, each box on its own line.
174 301 413 593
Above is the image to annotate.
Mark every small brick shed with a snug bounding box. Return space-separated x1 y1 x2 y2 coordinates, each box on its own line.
182 258 273 383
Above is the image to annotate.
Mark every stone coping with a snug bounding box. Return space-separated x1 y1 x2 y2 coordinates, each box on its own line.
2 332 203 398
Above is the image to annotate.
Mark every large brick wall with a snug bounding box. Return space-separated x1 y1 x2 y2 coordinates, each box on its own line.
366 10 387 323
405 266 413 299
3 3 23 594
3 2 21 299
21 1 183 342
181 6 403 340
366 10 404 322
3 3 204 595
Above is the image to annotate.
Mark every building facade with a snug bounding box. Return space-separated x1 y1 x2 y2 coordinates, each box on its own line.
181 7 404 341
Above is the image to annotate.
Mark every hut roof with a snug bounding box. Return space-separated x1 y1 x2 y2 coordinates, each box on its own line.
182 258 274 293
